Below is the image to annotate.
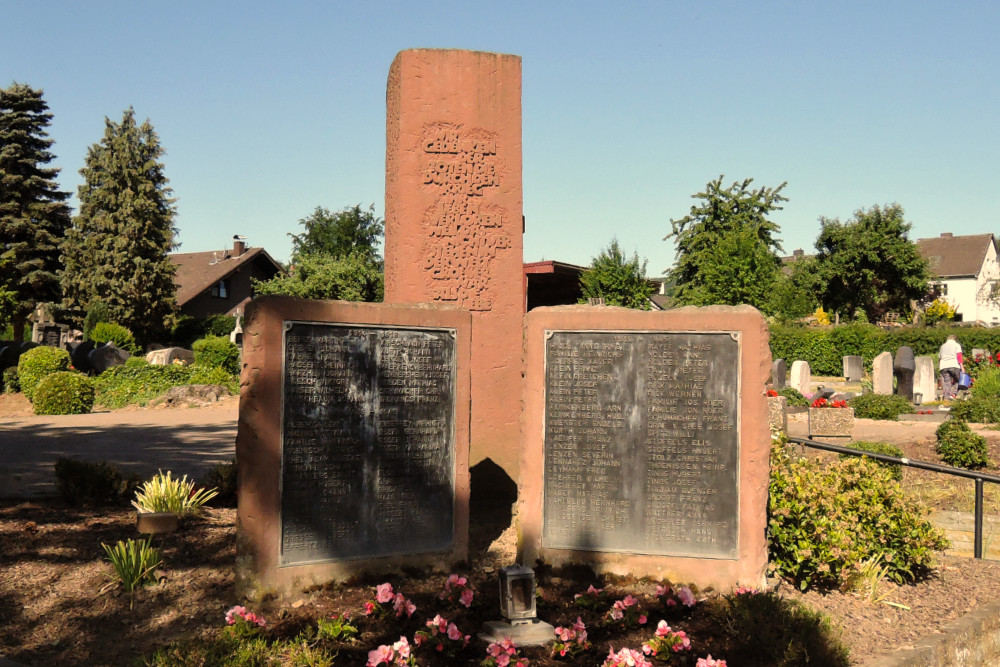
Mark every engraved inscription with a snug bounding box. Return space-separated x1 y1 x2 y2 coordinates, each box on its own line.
420 123 511 311
542 332 739 559
280 323 456 566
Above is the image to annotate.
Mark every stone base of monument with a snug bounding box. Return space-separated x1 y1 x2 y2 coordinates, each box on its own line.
767 396 787 433
808 407 854 440
136 511 179 534
478 619 555 647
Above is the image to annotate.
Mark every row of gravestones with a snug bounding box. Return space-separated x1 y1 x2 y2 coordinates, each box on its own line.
771 347 942 402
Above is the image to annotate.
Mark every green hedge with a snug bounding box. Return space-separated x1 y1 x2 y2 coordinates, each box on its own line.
93 361 237 409
33 372 95 415
18 346 71 402
770 324 1000 376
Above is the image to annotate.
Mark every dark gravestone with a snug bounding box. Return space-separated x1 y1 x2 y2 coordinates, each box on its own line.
67 341 95 374
0 343 15 371
280 322 457 566
41 326 62 347
88 342 129 374
771 358 787 389
894 346 916 401
542 331 739 559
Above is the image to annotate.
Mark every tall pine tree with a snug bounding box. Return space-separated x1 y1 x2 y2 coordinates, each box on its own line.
61 108 177 343
0 83 72 339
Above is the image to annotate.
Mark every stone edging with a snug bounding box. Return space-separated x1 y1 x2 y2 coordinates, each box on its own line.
862 597 1000 666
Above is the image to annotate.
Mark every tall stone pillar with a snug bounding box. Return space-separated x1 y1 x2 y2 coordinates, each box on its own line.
384 49 524 479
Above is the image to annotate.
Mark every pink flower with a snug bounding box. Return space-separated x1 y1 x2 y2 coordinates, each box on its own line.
655 584 669 597
364 601 376 615
366 644 394 667
497 655 511 667
734 585 757 595
499 637 517 653
555 626 572 641
459 588 474 607
392 636 410 660
610 607 624 621
446 623 463 641
696 656 727 667
572 617 586 633
428 614 448 633
225 605 246 625
655 620 671 637
678 586 697 607
376 583 394 604
672 631 691 651
666 598 677 607
638 614 647 625
622 594 639 607
392 593 415 617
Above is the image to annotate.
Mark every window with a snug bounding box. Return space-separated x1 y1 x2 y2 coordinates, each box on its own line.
210 280 229 299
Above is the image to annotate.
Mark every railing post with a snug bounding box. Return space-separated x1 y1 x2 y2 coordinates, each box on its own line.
975 478 985 559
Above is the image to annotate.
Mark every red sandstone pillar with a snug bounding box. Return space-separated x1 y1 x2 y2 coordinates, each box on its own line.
385 49 524 479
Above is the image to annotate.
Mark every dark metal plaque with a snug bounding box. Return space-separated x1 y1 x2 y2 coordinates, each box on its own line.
542 331 740 559
280 323 456 566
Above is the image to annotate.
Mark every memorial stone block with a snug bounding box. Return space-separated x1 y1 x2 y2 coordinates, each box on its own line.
519 305 770 589
236 296 471 597
913 355 936 404
790 360 811 397
872 351 894 395
384 49 524 479
843 355 863 382
894 347 916 401
771 358 787 389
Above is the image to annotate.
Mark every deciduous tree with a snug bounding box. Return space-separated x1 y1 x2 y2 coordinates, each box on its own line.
578 239 655 310
289 204 383 264
252 251 383 302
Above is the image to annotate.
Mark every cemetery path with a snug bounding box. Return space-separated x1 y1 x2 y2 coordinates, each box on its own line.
0 396 237 499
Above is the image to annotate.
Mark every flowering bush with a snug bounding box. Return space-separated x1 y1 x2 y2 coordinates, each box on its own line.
367 636 414 667
641 620 691 659
364 583 416 619
605 594 647 629
810 397 847 409
223 605 266 638
413 614 469 656
483 636 530 666
655 583 697 609
440 573 476 608
602 646 654 667
573 584 609 609
551 616 590 659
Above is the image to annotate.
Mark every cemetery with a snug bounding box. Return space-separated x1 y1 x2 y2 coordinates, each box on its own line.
5 48 1000 667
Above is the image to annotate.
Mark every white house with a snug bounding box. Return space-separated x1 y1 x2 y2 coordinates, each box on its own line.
916 233 1000 325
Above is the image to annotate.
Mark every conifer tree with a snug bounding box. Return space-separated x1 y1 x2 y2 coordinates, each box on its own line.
0 83 72 339
61 108 177 343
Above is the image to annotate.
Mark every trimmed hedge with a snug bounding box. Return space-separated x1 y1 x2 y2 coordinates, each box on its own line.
33 372 95 415
17 346 71 402
849 393 915 421
950 396 1000 423
192 335 240 375
89 321 139 355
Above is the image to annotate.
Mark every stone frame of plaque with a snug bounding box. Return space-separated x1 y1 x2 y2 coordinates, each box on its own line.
518 305 770 590
236 296 472 597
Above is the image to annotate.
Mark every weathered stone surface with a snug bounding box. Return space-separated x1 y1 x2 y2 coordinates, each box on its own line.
88 342 129 374
771 358 787 389
384 49 523 480
768 395 788 433
843 355 863 382
149 384 229 408
913 355 936 404
808 407 854 440
894 346 915 401
872 351 894 395
146 347 195 366
790 360 811 397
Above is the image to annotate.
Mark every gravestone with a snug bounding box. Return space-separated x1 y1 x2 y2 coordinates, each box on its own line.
66 341 95 374
383 49 524 480
519 305 770 589
790 360 811 397
894 347 916 401
872 351 894 395
145 347 195 366
843 355 863 382
88 342 129 374
913 356 936 404
770 358 787 389
236 296 472 597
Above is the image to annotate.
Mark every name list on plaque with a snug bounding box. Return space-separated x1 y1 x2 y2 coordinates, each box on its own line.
542 331 740 559
280 322 456 566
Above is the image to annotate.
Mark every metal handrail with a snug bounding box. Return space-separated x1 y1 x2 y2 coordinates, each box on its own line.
786 436 1000 559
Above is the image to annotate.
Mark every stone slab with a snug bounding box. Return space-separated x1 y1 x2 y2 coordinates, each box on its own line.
872 351 894 395
790 360 810 397
479 620 556 647
770 358 786 389
236 296 472 597
913 355 936 404
384 49 523 480
519 305 770 590
768 395 787 433
807 407 854 439
843 355 863 382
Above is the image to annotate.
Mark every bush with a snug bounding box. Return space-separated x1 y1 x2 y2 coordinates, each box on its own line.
32 372 95 415
201 459 237 507
839 440 904 481
83 300 110 341
93 362 237 409
171 314 237 348
2 366 19 393
972 367 1000 399
89 321 139 355
936 419 990 469
132 470 218 516
192 336 240 375
768 434 948 590
777 387 809 407
950 396 1000 423
17 345 70 402
849 393 915 420
54 458 141 506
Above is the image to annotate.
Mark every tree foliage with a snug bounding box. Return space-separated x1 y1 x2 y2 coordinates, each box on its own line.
61 108 178 344
578 239 655 310
252 251 384 302
814 204 930 322
0 83 72 338
665 176 786 311
770 255 824 322
289 204 383 264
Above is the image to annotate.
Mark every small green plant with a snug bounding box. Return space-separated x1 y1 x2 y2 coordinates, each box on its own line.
972 367 1000 399
32 371 95 415
316 613 358 642
839 440 904 481
17 345 70 402
89 321 139 355
132 470 218 516
192 335 241 375
2 366 19 393
54 458 140 505
950 396 1000 423
936 419 990 469
841 553 892 604
102 537 161 598
849 393 916 420
777 386 809 407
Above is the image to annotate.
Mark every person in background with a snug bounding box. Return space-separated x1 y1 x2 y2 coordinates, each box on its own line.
939 335 964 400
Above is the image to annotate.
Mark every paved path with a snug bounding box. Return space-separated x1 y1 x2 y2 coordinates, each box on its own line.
0 405 237 499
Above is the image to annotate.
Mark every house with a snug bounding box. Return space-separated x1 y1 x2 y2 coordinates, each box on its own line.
916 232 1000 325
170 236 283 319
523 260 665 311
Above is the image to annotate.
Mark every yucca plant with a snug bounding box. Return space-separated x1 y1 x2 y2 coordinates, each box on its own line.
132 470 218 516
102 538 161 604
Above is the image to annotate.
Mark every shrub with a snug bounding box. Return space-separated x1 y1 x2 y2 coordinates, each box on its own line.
171 314 237 348
839 440 904 481
849 393 915 420
192 336 240 375
54 458 141 506
17 345 70 402
93 362 237 409
132 470 218 516
200 459 237 507
972 367 1000 399
768 434 948 590
102 537 161 593
89 321 139 355
2 366 19 393
777 387 809 407
32 371 95 415
950 396 1000 423
936 419 990 469
83 300 111 340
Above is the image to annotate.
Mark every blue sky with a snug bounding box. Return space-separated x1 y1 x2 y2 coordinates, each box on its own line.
4 1 998 276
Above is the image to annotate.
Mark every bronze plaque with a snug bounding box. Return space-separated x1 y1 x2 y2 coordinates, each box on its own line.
280 322 456 565
542 331 740 558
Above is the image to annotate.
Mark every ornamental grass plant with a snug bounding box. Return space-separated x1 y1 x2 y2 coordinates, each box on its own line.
102 537 161 601
132 470 218 516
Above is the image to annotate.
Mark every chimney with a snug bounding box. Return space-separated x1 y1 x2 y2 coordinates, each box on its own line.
233 235 247 256
941 233 953 239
